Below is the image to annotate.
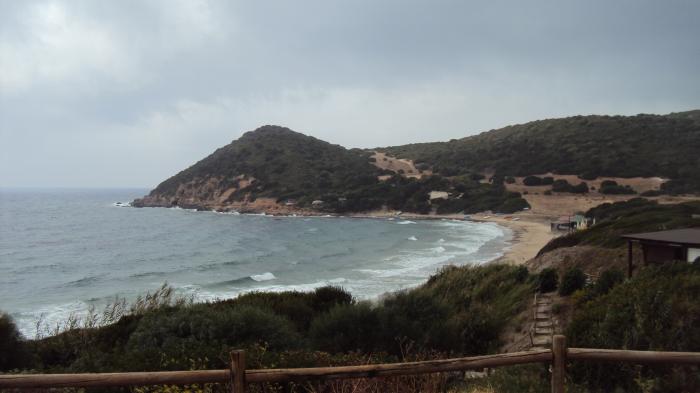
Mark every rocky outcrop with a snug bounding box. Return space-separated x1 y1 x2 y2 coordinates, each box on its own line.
133 175 256 211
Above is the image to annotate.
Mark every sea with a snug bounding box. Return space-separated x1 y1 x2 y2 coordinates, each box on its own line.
0 188 512 338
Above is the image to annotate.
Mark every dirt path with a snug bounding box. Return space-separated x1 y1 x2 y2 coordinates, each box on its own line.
370 152 430 179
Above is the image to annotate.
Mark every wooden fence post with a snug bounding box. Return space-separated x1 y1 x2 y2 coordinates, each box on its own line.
230 350 247 393
551 335 566 393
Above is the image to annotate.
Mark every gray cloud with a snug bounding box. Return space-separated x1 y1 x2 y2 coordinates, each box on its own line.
1 0 699 187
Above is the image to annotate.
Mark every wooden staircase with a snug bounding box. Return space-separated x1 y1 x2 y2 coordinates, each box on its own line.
531 293 554 349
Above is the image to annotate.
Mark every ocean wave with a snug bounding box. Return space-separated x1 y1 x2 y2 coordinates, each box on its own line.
250 272 276 282
431 246 446 253
396 220 416 225
253 277 347 293
407 236 418 241
63 275 101 288
195 277 349 302
319 248 353 259
129 271 164 279
214 210 240 215
207 276 254 287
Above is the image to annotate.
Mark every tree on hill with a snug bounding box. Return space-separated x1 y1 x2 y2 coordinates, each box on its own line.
135 126 530 214
379 111 700 193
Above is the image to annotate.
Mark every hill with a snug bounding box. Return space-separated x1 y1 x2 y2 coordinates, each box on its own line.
132 125 528 214
133 126 381 210
379 110 700 193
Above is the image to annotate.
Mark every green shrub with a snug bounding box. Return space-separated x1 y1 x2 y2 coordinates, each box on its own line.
229 291 317 331
311 286 354 313
559 268 586 296
523 176 544 186
0 312 29 370
567 262 700 391
497 196 530 213
551 179 570 192
537 268 558 293
599 180 636 195
377 291 457 353
125 305 301 370
515 265 529 283
551 180 588 194
309 302 380 353
570 182 589 194
592 268 625 296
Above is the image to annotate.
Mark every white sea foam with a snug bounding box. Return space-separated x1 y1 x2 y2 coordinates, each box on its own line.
397 220 416 225
215 210 240 215
432 246 446 253
407 235 418 241
15 300 90 339
251 272 276 282
241 277 348 294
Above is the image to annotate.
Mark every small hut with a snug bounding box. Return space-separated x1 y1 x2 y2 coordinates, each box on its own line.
622 228 700 278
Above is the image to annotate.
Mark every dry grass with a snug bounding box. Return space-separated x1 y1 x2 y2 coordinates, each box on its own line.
33 282 192 339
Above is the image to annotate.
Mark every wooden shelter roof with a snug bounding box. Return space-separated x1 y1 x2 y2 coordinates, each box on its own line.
621 228 700 247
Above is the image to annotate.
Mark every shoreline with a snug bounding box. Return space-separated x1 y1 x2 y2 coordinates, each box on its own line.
344 210 557 266
470 212 557 265
131 204 557 265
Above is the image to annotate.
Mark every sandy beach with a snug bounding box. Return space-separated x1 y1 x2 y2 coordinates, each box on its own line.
470 213 557 265
353 209 558 266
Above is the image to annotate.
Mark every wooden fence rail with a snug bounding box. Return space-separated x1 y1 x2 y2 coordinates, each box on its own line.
2 335 700 392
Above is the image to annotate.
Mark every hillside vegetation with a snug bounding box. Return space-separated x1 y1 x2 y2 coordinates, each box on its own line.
567 262 700 392
537 198 700 254
1 264 533 374
380 110 700 193
148 126 381 205
134 126 528 214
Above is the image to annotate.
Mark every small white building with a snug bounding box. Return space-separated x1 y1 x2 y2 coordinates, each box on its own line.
429 191 449 200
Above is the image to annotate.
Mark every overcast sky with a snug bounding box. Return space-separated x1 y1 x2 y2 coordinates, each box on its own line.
1 0 699 188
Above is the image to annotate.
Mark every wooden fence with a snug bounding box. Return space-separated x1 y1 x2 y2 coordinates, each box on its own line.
2 335 700 393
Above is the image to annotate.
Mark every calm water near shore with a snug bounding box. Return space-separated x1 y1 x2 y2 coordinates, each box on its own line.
0 188 511 337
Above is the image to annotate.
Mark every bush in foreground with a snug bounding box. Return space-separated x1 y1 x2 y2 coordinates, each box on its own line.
567 262 700 392
558 267 586 296
0 312 29 370
537 268 558 293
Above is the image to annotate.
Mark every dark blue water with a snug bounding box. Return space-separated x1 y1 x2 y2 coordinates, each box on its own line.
0 188 511 337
